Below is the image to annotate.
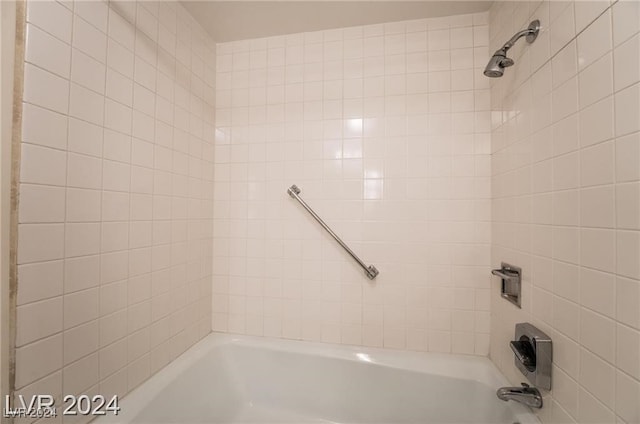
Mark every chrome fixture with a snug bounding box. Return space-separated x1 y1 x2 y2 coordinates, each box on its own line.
492 262 521 308
484 20 540 77
497 383 543 409
497 323 551 409
510 323 552 390
287 185 379 280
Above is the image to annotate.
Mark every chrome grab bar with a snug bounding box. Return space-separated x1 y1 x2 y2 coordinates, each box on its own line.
287 185 379 280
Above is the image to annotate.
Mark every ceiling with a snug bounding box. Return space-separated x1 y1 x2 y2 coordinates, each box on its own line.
181 1 493 42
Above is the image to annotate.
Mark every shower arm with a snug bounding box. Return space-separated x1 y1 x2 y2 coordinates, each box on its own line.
495 20 541 54
501 29 534 51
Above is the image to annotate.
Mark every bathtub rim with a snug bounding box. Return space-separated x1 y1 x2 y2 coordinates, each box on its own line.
96 332 540 424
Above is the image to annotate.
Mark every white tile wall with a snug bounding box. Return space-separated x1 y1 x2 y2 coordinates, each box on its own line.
213 13 492 354
14 0 638 420
489 1 640 423
15 0 215 419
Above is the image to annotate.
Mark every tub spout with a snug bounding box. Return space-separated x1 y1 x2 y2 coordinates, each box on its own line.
497 383 543 409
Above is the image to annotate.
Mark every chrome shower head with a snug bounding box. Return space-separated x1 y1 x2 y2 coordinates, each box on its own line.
484 49 514 78
484 20 540 78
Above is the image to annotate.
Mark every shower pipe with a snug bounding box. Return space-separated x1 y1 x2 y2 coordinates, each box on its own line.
287 184 379 280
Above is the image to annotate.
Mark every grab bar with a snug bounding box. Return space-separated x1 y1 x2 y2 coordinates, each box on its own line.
287 185 379 280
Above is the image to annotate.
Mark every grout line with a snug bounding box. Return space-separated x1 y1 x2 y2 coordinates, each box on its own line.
57 0 76 395
609 6 620 413
94 0 112 396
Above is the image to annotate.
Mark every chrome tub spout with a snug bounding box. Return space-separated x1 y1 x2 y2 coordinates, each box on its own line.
496 383 543 409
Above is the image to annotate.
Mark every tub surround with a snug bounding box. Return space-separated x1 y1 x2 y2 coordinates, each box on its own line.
213 12 493 355
489 1 640 423
14 0 215 409
7 1 639 424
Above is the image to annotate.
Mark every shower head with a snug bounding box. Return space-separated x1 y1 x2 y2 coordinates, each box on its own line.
484 49 514 78
484 20 540 78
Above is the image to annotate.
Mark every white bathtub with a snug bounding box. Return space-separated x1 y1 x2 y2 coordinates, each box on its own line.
97 333 539 424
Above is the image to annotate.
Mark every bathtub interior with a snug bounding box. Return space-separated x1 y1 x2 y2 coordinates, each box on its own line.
110 335 534 424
